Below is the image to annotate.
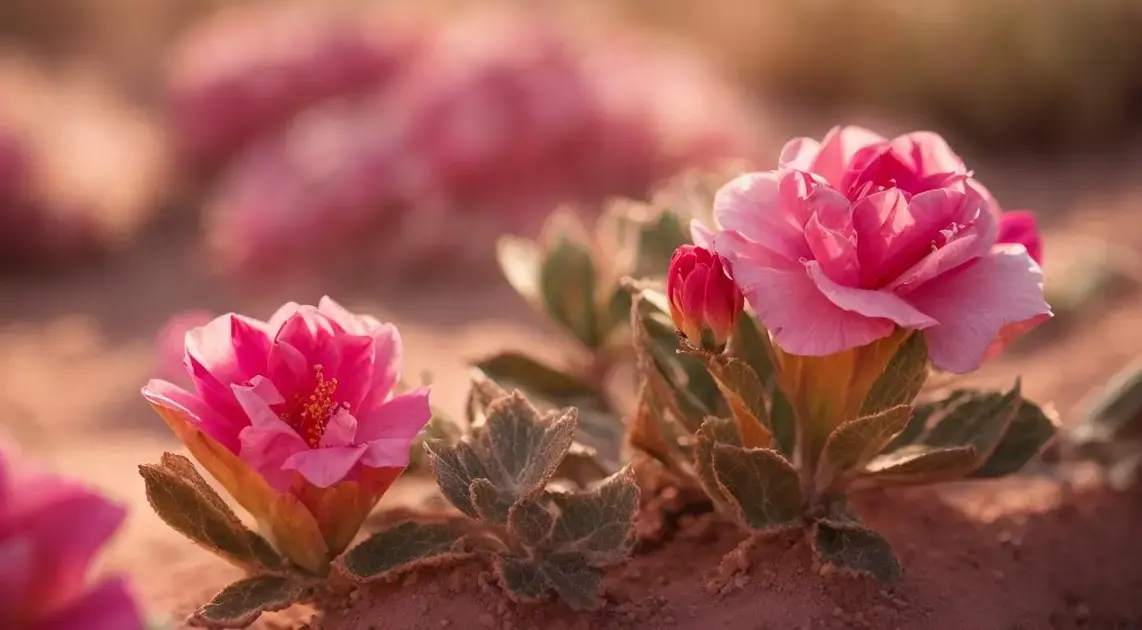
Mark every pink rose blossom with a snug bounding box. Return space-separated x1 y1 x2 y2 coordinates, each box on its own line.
697 126 1052 373
142 297 431 568
996 209 1043 265
0 446 143 630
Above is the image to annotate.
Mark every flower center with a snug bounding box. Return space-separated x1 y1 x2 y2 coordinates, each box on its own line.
279 365 347 448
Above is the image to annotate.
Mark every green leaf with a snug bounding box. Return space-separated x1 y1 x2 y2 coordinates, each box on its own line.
545 466 639 565
188 575 305 628
860 445 980 486
470 479 514 525
818 406 913 489
337 521 469 583
812 520 900 582
627 380 692 477
483 393 578 497
496 554 551 602
883 390 972 452
542 554 604 611
465 376 509 431
730 316 796 457
540 230 601 348
711 444 803 533
1076 360 1142 441
424 439 492 518
473 353 622 477
407 408 463 474
632 209 689 278
860 333 929 416
508 499 555 548
138 454 282 572
629 291 714 431
682 344 772 448
496 236 543 305
694 417 742 512
972 400 1059 478
924 382 1022 460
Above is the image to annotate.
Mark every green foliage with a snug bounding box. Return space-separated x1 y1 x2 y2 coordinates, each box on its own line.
1066 359 1142 486
425 389 640 610
188 575 312 629
337 522 471 583
138 454 282 573
626 273 1059 582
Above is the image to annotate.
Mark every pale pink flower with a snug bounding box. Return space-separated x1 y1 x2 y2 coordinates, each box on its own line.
142 297 431 569
697 127 1052 374
0 445 143 630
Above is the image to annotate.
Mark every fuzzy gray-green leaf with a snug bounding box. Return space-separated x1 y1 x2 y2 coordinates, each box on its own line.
188 575 304 628
496 554 551 602
711 444 803 532
540 231 601 348
337 521 469 583
546 466 639 565
482 393 577 497
818 406 913 489
470 478 514 524
424 439 491 518
508 499 555 547
924 382 1022 460
860 445 980 486
971 400 1059 478
730 315 795 457
540 553 604 611
812 520 900 582
139 454 282 572
860 333 929 417
695 417 742 512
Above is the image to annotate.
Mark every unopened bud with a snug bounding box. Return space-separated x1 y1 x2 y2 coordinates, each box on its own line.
666 244 744 352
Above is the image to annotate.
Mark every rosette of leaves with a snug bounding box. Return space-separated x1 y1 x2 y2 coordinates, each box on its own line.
336 390 640 611
626 283 1059 582
138 454 322 628
1064 358 1142 488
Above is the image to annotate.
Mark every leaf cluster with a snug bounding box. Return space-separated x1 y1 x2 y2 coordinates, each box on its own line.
626 284 1059 582
1066 359 1142 487
139 454 318 628
392 391 641 611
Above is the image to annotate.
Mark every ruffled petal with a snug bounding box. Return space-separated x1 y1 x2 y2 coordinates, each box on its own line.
282 446 367 488
357 387 432 442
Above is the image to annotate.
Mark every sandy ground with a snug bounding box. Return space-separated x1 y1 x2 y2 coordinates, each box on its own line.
1 142 1141 628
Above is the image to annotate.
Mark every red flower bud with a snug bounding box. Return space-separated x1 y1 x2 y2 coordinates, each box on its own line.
667 244 744 351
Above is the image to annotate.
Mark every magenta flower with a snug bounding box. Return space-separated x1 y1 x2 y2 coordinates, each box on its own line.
696 126 1051 374
142 296 431 571
667 244 744 351
0 446 143 630
996 209 1043 265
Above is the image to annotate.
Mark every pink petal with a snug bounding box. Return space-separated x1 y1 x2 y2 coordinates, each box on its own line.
910 246 1052 373
319 408 358 448
185 314 243 383
274 309 339 371
886 191 998 292
713 171 811 263
5 475 125 610
0 536 33 613
805 261 938 329
778 136 821 172
329 334 375 410
37 576 144 630
358 324 403 414
710 228 798 272
690 220 714 248
803 188 860 286
185 352 243 419
681 264 710 318
317 296 386 337
238 423 310 492
357 387 432 442
266 301 303 334
360 438 416 468
266 338 307 395
732 260 896 356
807 125 885 187
891 131 965 176
231 378 286 429
142 380 241 452
229 314 273 378
282 445 367 488
996 210 1042 265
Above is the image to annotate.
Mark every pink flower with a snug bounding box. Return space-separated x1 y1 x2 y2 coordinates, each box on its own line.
142 296 431 570
0 445 143 630
996 210 1043 265
667 245 744 351
697 127 1051 374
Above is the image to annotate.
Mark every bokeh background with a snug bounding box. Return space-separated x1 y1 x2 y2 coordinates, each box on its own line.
0 0 1140 622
